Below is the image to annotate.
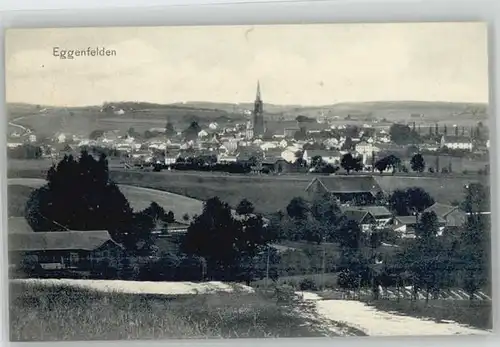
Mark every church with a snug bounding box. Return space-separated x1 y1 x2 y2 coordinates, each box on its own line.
246 81 266 139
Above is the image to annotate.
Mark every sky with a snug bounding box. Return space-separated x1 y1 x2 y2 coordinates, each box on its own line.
5 22 489 107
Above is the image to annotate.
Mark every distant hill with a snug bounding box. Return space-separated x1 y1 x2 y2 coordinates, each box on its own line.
7 100 488 137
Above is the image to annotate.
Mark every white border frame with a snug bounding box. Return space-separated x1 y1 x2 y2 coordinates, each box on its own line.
0 0 498 346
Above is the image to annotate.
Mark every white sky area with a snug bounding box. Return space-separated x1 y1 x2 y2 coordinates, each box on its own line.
5 22 489 107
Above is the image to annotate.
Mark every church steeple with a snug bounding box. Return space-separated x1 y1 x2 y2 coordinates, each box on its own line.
252 80 265 138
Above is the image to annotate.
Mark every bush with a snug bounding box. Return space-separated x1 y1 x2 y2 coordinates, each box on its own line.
299 278 317 291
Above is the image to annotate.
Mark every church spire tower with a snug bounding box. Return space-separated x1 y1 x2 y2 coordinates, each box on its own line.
253 80 265 137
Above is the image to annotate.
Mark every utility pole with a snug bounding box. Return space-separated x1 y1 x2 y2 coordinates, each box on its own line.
321 236 326 290
265 245 270 288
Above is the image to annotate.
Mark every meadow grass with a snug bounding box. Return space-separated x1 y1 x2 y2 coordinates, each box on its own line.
9 281 334 341
8 162 489 214
361 298 492 330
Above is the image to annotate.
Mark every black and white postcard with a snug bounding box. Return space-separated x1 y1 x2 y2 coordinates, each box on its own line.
4 23 492 341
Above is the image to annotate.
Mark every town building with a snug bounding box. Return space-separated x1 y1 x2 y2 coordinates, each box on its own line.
355 141 380 156
440 135 473 151
303 149 341 165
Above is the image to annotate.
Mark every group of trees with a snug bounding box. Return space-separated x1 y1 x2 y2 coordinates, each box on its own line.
181 197 273 283
25 150 173 255
383 183 490 301
373 153 460 175
389 124 422 145
374 154 401 174
8 144 43 160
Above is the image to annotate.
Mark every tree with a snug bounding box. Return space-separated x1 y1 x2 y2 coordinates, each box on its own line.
127 127 140 138
410 153 425 173
89 130 105 140
406 187 435 217
389 124 420 145
25 150 154 253
340 153 363 174
165 121 176 137
293 128 307 141
309 193 341 243
181 197 268 280
286 197 310 220
459 213 490 299
236 199 255 215
341 137 354 151
374 158 388 174
389 189 409 215
462 183 489 214
388 187 434 216
374 155 400 174
336 219 364 249
8 144 43 160
311 155 324 168
183 121 201 141
415 211 439 239
311 193 341 225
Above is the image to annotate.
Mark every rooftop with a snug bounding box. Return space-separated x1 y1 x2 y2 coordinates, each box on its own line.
9 230 120 252
306 176 383 194
341 205 392 217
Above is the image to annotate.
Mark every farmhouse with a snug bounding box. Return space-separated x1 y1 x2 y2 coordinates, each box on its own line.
342 209 377 232
391 214 446 238
423 202 467 231
8 230 124 272
341 206 393 229
440 135 473 151
305 176 383 205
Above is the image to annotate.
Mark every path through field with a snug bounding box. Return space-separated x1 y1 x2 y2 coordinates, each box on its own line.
298 292 491 336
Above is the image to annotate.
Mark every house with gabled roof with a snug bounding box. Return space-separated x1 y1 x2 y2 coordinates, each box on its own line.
392 213 446 238
342 209 377 232
423 202 467 230
9 230 124 272
341 206 393 229
305 176 383 205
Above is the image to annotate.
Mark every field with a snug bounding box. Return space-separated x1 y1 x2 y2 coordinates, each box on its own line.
7 102 245 137
7 160 489 214
9 281 335 341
